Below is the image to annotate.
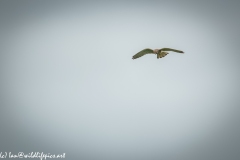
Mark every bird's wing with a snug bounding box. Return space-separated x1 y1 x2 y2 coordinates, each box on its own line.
157 52 169 59
160 48 184 53
132 48 154 59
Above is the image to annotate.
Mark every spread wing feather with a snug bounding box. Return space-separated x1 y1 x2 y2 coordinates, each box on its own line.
132 48 154 59
160 48 184 53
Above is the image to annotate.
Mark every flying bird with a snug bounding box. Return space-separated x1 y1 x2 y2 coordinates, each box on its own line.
132 48 184 60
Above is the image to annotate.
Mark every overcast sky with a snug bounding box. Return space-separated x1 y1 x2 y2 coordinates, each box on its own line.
0 1 240 160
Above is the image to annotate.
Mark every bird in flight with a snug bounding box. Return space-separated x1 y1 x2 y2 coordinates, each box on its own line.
132 48 184 60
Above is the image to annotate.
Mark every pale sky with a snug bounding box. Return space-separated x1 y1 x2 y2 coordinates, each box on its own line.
0 1 240 160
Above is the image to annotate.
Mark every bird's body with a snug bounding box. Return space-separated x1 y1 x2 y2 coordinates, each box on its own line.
132 48 184 59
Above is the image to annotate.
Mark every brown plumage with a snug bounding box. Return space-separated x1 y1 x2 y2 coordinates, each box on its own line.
132 48 184 60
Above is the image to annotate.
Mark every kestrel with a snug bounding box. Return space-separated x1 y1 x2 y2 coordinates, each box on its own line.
132 48 184 59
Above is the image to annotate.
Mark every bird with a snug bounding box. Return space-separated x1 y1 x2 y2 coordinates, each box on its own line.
132 48 184 60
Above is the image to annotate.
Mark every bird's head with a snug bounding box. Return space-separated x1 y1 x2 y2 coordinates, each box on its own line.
153 49 159 54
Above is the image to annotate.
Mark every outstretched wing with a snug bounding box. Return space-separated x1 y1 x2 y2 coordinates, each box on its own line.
160 48 184 53
157 52 169 59
132 48 154 59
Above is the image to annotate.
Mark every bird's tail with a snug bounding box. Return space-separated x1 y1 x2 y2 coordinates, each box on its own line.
157 52 169 59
